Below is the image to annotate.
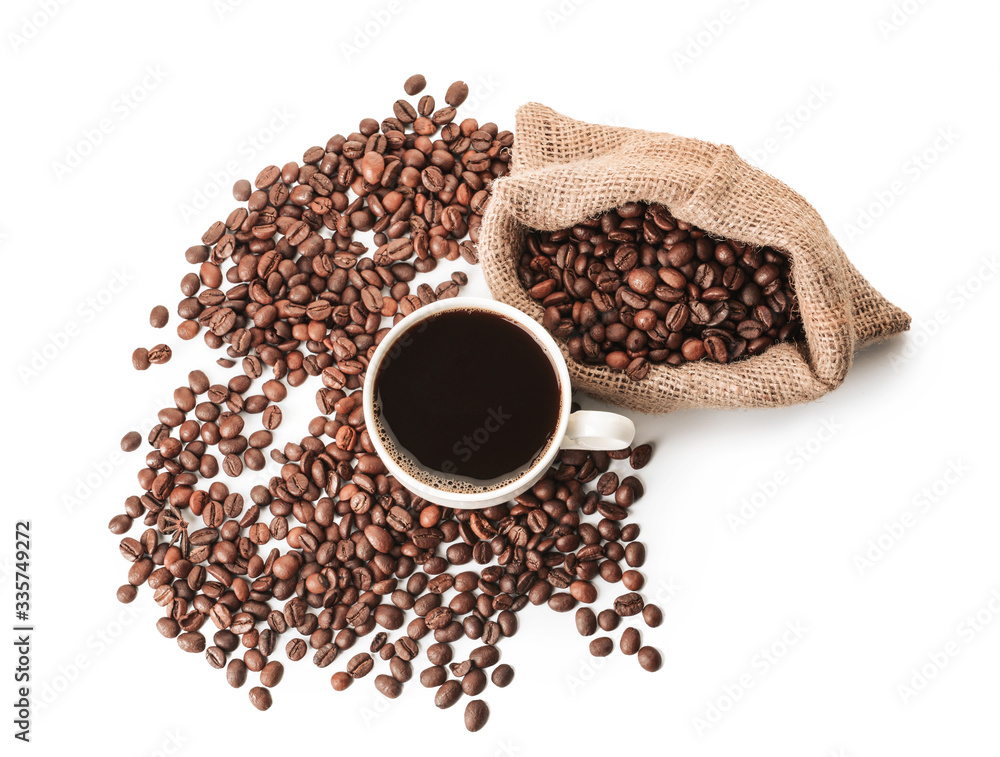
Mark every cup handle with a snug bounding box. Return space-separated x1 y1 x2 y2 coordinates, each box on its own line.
561 410 635 451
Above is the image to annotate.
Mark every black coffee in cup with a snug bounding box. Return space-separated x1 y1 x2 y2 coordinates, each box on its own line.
373 308 561 493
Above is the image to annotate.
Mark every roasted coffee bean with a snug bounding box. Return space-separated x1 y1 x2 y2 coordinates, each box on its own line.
621 627 641 655
637 646 662 672
156 618 180 638
576 607 597 636
403 74 426 96
625 542 646 567
570 580 597 603
643 604 663 628
330 671 352 692
214 630 239 652
109 514 132 534
629 444 652 469
420 666 448 688
227 659 247 688
346 652 374 678
497 610 517 637
395 636 418 661
119 538 143 562
622 570 644 591
445 81 469 107
248 686 272 711
313 643 339 668
614 592 644 617
596 472 619 496
426 642 452 666
260 660 284 687
491 664 514 688
598 609 620 632
150 305 169 328
389 656 412 683
121 431 142 452
244 650 266 672
469 645 500 669
589 637 613 657
481 621 501 645
625 357 649 381
132 347 150 371
434 680 462 709
464 699 489 732
117 584 137 603
462 668 487 696
547 593 577 612
178 632 205 653
148 344 172 365
375 674 403 699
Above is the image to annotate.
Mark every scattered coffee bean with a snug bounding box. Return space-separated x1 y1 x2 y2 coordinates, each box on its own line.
469 645 500 669
625 542 646 567
420 666 448 688
576 607 597 636
446 80 469 107
464 699 489 732
248 686 272 711
121 431 142 452
637 646 662 672
403 74 426 95
598 610 620 632
132 347 149 371
108 514 132 535
330 671 352 691
205 646 226 669
347 653 374 679
389 656 412 683
260 660 284 687
314 643 339 668
375 674 403 699
614 592 644 617
150 305 169 328
177 632 205 653
462 669 487 696
229 180 251 203
156 618 180 638
435 680 462 709
589 637 613 657
148 344 172 365
621 627 641 655
117 584 137 603
622 570 644 591
630 444 652 469
227 659 247 688
286 638 307 661
491 664 514 688
643 604 663 628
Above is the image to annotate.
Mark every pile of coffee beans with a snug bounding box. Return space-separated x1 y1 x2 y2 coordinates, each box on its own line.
111 76 662 730
521 202 802 379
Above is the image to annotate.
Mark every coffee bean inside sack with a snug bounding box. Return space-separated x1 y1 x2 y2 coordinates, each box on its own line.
522 202 802 378
111 75 663 731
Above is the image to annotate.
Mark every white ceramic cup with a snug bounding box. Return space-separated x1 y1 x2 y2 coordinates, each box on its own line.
362 297 635 509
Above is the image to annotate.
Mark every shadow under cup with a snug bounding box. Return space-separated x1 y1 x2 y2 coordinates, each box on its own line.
369 303 567 498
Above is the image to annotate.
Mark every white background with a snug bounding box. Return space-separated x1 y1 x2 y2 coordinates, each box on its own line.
2 1 998 755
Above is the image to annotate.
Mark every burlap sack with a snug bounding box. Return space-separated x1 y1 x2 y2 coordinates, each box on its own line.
478 103 910 414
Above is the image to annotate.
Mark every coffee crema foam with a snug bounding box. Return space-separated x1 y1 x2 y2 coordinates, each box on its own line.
372 399 559 496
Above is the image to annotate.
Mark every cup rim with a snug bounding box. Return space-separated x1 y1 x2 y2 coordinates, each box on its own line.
362 296 572 505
